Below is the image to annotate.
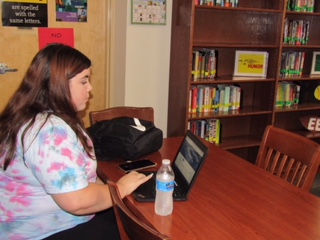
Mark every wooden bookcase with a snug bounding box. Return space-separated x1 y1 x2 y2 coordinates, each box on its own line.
167 0 320 163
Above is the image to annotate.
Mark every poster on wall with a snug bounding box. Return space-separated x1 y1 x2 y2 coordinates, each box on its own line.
131 0 166 25
2 0 48 27
56 0 88 22
38 28 74 49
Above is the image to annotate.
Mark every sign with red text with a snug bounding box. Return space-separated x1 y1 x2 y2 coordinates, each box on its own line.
38 28 74 49
2 0 48 27
233 50 269 78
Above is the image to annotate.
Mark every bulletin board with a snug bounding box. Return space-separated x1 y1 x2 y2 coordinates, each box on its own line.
131 0 166 25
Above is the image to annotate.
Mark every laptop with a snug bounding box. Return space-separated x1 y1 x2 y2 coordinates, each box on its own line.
133 130 209 202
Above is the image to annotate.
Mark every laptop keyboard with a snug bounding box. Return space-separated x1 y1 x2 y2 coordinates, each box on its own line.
139 171 185 198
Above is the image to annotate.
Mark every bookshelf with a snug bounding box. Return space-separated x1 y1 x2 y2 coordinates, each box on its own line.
167 0 320 163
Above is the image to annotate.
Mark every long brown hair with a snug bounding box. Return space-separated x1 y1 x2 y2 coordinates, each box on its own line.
0 44 94 170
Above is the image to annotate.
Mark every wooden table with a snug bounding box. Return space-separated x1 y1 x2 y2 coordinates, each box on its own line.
97 137 320 239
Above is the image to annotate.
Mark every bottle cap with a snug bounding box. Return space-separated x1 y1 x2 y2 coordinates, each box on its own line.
162 159 170 165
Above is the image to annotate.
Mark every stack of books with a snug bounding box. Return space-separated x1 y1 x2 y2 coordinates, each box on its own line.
195 0 239 7
287 0 315 12
192 48 217 81
280 51 305 78
189 85 241 113
275 82 300 108
188 119 221 144
283 19 310 45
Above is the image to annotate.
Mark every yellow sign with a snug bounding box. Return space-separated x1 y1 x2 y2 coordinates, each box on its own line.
233 51 269 77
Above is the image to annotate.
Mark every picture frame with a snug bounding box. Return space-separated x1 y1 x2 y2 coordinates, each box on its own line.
311 52 320 75
131 0 166 25
233 50 269 78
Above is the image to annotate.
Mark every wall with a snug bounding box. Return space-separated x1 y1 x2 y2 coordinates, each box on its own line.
0 0 173 135
110 0 172 137
0 1 109 127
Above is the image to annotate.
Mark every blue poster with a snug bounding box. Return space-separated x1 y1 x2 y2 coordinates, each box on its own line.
56 0 87 22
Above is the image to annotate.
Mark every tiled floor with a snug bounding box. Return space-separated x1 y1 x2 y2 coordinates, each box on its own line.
311 173 320 197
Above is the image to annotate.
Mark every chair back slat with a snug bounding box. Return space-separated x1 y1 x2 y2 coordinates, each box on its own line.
284 158 295 181
276 155 288 178
293 164 307 186
256 125 320 191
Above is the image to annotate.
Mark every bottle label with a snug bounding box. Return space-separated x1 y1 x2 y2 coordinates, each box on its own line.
156 180 175 192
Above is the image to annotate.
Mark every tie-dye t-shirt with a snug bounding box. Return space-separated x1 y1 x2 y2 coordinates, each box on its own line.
0 113 97 239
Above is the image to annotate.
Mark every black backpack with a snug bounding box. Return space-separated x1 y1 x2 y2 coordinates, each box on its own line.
87 117 163 161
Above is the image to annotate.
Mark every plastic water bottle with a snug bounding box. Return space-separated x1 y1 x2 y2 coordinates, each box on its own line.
155 159 175 216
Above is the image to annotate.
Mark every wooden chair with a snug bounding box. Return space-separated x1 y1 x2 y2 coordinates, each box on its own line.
107 180 170 240
89 106 154 125
255 125 320 191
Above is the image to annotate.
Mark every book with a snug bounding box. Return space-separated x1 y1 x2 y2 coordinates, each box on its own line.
203 86 211 112
230 85 241 110
233 50 269 78
213 87 219 112
276 82 285 108
294 83 301 106
218 86 225 112
190 87 198 113
223 85 231 112
197 86 204 112
192 51 200 81
206 119 220 144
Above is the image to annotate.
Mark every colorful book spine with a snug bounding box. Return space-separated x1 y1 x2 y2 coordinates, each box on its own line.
203 86 211 113
287 0 314 12
189 85 241 113
195 0 239 7
190 87 198 113
283 19 310 45
192 48 217 81
280 51 305 78
197 86 204 113
275 82 300 108
192 51 200 81
206 119 220 144
223 86 231 112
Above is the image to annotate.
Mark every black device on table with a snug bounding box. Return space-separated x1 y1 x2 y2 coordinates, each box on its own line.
118 159 157 173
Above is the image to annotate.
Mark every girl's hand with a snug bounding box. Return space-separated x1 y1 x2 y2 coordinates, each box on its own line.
116 171 153 198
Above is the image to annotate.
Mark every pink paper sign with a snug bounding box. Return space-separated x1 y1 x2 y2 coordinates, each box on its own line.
38 28 74 49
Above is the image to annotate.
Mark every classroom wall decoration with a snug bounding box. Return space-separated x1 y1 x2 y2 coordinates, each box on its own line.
38 28 74 49
131 0 166 25
56 0 87 22
2 0 48 28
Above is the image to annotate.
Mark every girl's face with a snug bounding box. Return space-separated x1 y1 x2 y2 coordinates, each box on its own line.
69 68 92 111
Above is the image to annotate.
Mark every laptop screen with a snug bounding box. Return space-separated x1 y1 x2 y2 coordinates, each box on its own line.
174 134 206 184
172 131 208 194
132 130 208 202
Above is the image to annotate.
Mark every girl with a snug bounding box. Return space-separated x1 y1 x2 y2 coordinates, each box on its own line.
0 44 152 239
